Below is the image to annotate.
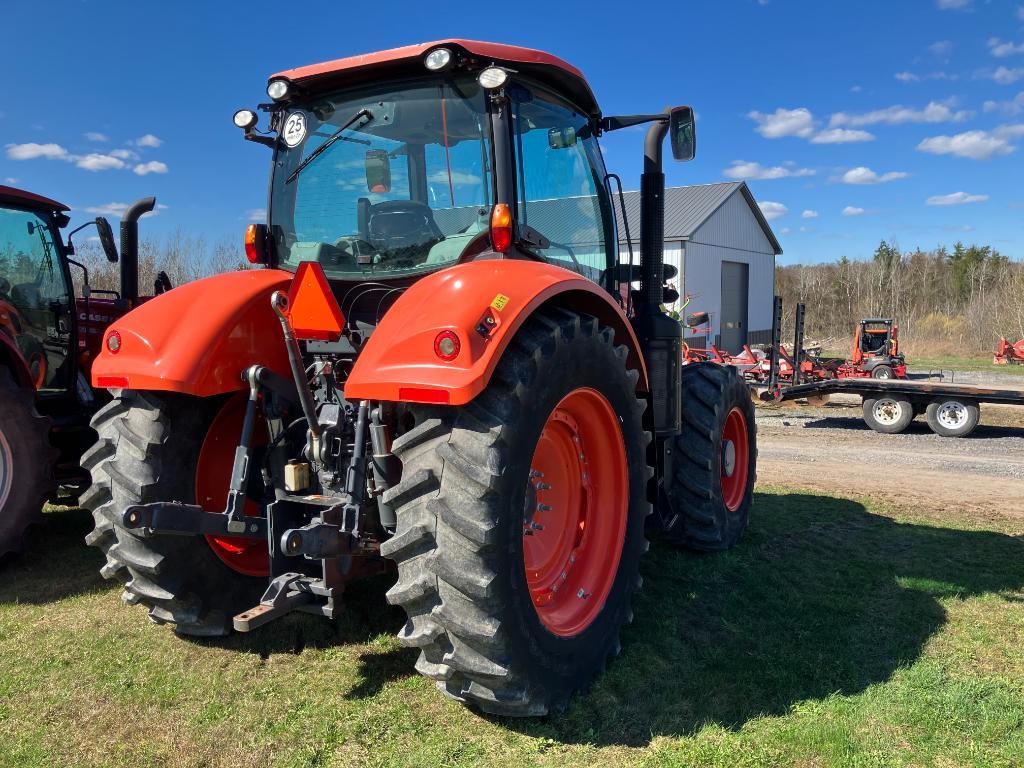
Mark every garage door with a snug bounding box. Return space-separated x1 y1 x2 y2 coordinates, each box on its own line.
720 261 748 353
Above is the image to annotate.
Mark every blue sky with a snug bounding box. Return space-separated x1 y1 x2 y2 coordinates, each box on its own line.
1 0 1022 265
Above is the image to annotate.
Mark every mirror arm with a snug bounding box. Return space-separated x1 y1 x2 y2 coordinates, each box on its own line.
600 114 668 133
244 129 277 148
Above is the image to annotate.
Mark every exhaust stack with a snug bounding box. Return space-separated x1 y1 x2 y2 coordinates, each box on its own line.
119 197 156 307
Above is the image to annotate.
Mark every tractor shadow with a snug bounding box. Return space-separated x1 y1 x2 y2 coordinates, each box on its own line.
0 505 110 604
504 492 1024 747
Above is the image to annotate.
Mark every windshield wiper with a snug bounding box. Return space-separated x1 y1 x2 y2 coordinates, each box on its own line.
285 108 373 185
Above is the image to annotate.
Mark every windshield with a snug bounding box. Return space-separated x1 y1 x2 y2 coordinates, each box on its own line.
270 76 494 279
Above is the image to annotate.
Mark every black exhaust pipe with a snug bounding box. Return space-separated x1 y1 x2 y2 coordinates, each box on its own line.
119 197 155 308
633 116 682 437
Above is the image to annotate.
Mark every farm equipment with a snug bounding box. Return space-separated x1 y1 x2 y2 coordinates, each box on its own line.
0 185 158 555
83 40 757 715
844 318 905 379
994 337 1024 365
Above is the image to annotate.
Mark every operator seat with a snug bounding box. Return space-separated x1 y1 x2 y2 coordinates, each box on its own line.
358 198 444 265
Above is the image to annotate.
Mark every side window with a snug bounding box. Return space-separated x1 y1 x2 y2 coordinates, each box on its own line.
514 91 613 282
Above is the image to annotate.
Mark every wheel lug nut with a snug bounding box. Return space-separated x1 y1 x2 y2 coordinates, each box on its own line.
531 522 544 531
536 482 551 491
537 503 552 512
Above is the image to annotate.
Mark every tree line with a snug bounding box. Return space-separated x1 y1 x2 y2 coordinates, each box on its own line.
775 241 1024 355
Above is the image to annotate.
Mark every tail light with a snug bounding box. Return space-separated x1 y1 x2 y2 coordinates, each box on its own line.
245 223 269 265
433 330 461 361
490 203 513 253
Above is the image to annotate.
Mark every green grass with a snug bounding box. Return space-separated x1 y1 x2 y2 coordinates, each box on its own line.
2 490 1023 767
909 355 1024 375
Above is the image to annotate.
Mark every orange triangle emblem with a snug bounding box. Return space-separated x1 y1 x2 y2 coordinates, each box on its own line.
286 261 345 341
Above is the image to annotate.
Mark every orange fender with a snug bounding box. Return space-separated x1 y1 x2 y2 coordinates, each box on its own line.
344 260 648 405
91 270 292 396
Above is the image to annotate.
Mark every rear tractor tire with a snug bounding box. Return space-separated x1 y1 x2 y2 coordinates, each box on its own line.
0 367 56 557
662 363 756 551
82 391 264 635
381 308 651 716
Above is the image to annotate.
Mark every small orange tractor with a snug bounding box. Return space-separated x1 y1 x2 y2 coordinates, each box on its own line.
0 186 158 555
83 41 756 715
994 337 1024 365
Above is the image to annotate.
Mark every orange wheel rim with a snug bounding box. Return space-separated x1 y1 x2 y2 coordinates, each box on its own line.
720 407 749 512
197 395 269 577
523 387 628 637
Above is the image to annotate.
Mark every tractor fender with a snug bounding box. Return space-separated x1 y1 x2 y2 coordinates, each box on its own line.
90 269 292 396
344 259 648 405
0 330 34 390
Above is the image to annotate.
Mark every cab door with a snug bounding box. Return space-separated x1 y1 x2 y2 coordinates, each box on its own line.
0 206 74 392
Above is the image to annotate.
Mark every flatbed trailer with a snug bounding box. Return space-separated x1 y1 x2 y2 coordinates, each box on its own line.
766 378 1024 437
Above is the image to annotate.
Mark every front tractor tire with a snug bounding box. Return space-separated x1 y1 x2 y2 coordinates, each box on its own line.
381 308 651 716
663 363 756 551
0 367 56 557
82 391 264 635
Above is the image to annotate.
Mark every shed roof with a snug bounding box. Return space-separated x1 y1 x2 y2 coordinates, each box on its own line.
614 181 782 255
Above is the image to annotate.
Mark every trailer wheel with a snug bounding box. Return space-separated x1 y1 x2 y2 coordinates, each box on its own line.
871 365 895 379
82 391 264 635
662 363 756 550
0 367 56 557
925 399 979 438
862 396 913 433
381 308 650 716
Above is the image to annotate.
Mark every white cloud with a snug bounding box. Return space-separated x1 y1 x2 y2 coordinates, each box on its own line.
136 134 163 148
748 107 815 139
247 208 266 222
723 160 815 180
84 132 108 142
937 0 970 8
917 128 1017 160
758 201 788 220
984 91 1024 115
76 153 126 171
426 170 481 185
5 142 69 161
4 177 18 184
841 166 909 184
850 85 863 93
929 40 954 57
926 191 989 205
829 100 970 127
799 226 812 233
811 128 875 144
842 206 867 216
110 148 139 160
990 66 1024 85
988 38 1024 58
779 227 792 235
895 71 920 83
133 160 168 176
84 202 167 217
802 209 819 219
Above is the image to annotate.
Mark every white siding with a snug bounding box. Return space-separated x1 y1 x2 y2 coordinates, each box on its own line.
690 190 777 255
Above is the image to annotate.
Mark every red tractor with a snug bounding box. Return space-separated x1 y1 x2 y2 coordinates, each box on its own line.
842 317 906 379
84 41 756 715
0 186 157 555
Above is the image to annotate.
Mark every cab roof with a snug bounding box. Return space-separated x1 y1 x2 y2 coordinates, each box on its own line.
269 39 601 117
0 184 69 212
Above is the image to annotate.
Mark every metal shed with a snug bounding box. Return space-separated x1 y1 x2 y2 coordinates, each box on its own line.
615 181 782 351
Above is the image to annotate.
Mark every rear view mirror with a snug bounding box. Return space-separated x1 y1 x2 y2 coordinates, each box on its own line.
685 311 709 328
365 149 392 194
95 217 119 263
669 106 696 162
547 127 577 150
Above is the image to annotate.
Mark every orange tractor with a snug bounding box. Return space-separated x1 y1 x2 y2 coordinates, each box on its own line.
0 185 157 555
84 41 756 715
994 337 1024 365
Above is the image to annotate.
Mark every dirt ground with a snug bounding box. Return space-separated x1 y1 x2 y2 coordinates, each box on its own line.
755 391 1024 519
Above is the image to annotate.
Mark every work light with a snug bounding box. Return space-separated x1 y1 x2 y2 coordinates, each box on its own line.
233 109 257 130
477 67 509 89
424 48 452 71
267 79 290 100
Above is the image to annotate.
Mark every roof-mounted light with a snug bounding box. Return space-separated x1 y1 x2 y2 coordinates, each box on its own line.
424 47 452 71
477 67 509 90
233 109 257 130
267 79 290 100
